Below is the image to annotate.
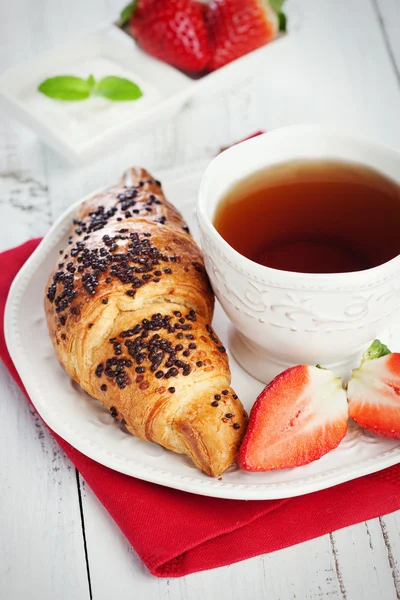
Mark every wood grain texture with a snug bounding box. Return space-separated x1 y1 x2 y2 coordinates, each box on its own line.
80 483 346 600
0 3 104 599
0 363 90 600
330 520 400 600
373 0 400 81
2 0 400 598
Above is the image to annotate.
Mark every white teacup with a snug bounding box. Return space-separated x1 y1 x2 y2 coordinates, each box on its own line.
197 125 400 383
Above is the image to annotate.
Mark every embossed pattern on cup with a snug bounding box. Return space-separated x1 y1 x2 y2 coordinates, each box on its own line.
197 126 400 382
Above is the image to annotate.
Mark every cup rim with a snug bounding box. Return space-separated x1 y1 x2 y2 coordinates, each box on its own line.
197 124 400 282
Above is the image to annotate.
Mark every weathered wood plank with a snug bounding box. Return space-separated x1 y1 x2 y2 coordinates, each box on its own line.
330 520 399 600
373 0 400 81
0 363 90 600
379 514 400 600
0 121 50 252
80 481 343 600
0 4 93 598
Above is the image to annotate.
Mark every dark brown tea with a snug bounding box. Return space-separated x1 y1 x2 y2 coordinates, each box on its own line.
213 160 400 274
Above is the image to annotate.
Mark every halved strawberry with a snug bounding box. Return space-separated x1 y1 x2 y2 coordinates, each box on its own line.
347 340 400 439
205 0 279 71
238 365 348 471
128 0 211 73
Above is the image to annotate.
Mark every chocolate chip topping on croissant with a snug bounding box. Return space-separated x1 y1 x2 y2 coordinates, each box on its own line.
45 167 247 476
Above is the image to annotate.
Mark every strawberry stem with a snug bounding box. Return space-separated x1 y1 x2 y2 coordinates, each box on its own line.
363 339 391 361
268 0 287 31
269 0 285 12
119 1 136 26
278 12 287 32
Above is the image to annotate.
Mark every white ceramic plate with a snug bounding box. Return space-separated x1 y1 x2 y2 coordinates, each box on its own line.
5 161 400 500
0 25 293 165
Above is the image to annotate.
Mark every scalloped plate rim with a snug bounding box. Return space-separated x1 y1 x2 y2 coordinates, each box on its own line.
4 163 400 500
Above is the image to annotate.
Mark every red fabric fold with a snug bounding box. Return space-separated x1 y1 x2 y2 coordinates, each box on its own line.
2 239 400 577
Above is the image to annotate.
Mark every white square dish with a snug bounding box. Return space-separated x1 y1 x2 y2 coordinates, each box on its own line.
0 25 293 165
5 160 400 500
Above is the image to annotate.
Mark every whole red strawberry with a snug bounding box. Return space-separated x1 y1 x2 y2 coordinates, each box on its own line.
129 0 211 73
206 0 279 71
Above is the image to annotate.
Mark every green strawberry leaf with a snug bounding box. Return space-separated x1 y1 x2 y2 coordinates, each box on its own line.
278 11 287 32
363 339 391 361
269 0 287 32
269 0 285 12
119 1 136 26
94 76 143 101
38 75 92 101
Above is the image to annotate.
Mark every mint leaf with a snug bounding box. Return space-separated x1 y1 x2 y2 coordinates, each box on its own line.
363 339 391 361
38 74 143 102
119 1 135 26
278 11 287 32
38 76 92 101
94 76 143 101
87 74 96 91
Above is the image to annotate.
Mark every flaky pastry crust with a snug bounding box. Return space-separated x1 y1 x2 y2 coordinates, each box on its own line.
45 167 247 476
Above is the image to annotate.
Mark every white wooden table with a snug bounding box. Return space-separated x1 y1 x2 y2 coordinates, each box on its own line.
2 1 400 598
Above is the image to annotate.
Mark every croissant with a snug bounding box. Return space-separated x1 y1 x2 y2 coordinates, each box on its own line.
45 167 247 476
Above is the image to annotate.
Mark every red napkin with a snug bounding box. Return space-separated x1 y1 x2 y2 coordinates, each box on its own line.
2 247 400 577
